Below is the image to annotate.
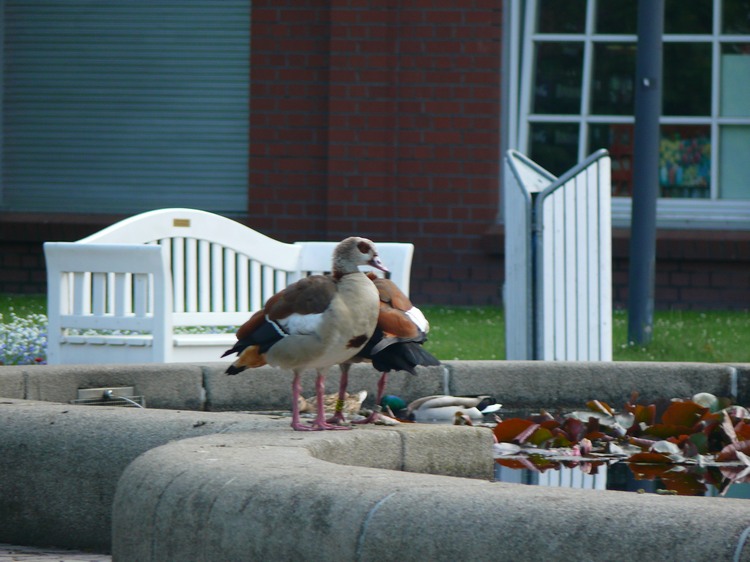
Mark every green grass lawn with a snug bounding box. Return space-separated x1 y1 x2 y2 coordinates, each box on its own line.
0 294 46 318
416 306 750 363
2 294 749 363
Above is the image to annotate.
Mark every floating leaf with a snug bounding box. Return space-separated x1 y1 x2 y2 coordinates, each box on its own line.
735 421 750 441
661 401 708 427
716 439 750 462
724 405 750 420
628 451 673 464
587 399 615 416
493 418 537 444
629 436 658 451
643 423 694 440
688 431 709 455
721 412 739 444
514 422 542 444
527 426 554 447
629 403 656 426
560 417 587 443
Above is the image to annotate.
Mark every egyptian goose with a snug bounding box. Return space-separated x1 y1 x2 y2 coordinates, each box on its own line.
222 237 387 431
329 273 441 425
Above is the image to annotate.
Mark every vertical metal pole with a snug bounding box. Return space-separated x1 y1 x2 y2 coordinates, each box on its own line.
627 0 664 346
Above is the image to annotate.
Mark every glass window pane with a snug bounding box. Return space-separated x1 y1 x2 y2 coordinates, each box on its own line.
596 0 637 34
538 0 587 33
721 44 750 117
529 122 580 176
722 0 750 34
591 43 636 115
589 124 634 196
663 43 711 116
533 43 584 114
660 125 711 198
719 126 750 200
664 0 713 34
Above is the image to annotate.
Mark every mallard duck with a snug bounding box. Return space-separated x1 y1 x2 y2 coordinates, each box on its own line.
222 237 387 431
406 395 501 423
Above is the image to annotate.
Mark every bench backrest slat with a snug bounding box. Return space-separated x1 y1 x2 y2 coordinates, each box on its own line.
44 208 415 364
295 241 414 296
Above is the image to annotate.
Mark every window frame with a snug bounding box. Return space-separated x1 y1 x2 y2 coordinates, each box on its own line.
506 0 750 230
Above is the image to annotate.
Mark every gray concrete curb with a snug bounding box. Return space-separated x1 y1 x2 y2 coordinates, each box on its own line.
2 360 748 413
2 361 750 560
113 432 750 562
0 400 491 555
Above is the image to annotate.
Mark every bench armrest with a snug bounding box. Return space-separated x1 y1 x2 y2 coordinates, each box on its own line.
44 243 174 362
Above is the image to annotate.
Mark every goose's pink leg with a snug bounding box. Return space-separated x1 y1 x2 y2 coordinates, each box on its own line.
291 371 350 431
311 371 350 430
290 371 315 431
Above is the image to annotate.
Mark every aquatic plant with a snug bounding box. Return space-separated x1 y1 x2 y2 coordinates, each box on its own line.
493 392 750 496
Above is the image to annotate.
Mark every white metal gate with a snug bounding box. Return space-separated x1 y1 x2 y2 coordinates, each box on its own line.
504 150 612 361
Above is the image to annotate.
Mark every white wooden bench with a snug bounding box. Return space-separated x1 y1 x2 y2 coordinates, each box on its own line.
43 208 414 364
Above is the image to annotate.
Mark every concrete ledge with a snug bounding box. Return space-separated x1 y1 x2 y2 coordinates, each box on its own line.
448 360 744 410
113 432 750 561
0 363 206 410
3 360 748 413
0 399 490 553
2 361 750 559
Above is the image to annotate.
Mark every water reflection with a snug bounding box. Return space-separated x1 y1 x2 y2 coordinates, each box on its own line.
494 458 750 499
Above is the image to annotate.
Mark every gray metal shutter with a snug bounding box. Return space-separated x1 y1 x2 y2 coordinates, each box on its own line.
1 0 249 214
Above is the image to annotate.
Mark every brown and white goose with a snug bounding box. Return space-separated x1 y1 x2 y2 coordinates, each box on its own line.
329 273 441 425
222 237 387 431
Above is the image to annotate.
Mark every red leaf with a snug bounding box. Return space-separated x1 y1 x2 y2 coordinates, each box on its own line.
628 451 673 464
644 423 694 439
493 418 537 444
632 403 656 426
735 421 750 441
560 417 587 443
661 401 708 427
629 436 658 450
716 439 750 462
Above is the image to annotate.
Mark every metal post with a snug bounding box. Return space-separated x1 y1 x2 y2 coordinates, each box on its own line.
627 0 664 346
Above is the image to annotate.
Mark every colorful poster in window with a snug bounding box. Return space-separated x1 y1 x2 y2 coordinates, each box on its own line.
659 127 711 198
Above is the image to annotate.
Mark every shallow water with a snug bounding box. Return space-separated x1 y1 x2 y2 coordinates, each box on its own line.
493 457 750 499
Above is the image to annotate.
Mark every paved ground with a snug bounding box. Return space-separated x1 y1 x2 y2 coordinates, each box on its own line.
0 545 110 562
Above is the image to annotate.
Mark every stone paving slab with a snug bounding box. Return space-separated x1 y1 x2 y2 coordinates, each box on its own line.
0 544 110 562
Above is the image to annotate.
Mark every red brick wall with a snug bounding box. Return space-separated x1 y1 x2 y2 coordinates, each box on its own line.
248 0 504 305
611 230 750 310
1 2 748 311
0 214 110 295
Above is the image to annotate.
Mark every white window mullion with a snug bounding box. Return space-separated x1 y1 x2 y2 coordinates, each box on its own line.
711 0 722 199
518 0 540 154
579 0 597 161
505 0 522 151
